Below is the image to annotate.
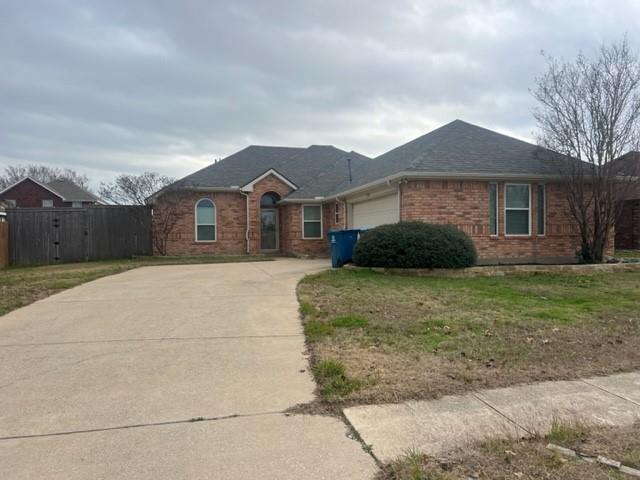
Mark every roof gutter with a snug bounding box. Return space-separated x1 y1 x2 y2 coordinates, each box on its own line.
321 171 569 201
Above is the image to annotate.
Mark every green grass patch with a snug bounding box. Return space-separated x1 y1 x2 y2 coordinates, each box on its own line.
331 315 369 328
615 250 640 259
545 421 590 447
299 301 318 317
304 320 334 341
312 359 361 399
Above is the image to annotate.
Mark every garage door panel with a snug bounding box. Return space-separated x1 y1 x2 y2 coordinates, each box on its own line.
351 193 399 229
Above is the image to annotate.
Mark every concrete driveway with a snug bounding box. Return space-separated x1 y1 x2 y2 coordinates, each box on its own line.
0 259 377 479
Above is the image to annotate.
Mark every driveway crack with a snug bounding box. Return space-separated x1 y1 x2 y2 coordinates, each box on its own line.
0 410 287 442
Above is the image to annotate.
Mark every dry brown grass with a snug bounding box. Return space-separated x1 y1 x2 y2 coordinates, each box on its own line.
298 269 640 405
378 422 640 480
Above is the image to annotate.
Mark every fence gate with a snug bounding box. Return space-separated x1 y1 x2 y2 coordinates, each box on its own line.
6 206 152 266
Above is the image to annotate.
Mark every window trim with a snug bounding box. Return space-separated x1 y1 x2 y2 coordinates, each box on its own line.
334 201 341 226
6 199 16 208
71 201 83 208
537 184 546 236
302 204 323 240
504 183 531 237
42 199 54 208
489 182 498 237
194 198 217 243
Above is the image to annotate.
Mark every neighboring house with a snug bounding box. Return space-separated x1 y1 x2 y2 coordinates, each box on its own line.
614 151 640 250
0 177 102 208
152 120 597 263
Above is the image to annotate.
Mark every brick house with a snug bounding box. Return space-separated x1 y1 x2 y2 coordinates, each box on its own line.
0 177 102 208
152 120 610 264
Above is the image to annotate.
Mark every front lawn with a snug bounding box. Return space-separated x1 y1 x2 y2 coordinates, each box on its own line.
379 422 640 480
0 255 273 317
298 269 640 404
616 249 640 259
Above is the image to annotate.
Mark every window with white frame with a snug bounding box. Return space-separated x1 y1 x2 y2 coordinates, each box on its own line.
488 183 498 236
537 184 546 235
42 199 54 208
6 200 16 208
504 184 530 235
195 198 216 241
334 202 341 225
72 201 83 208
302 205 322 239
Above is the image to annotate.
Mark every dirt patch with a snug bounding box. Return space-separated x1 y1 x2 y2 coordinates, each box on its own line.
377 422 640 480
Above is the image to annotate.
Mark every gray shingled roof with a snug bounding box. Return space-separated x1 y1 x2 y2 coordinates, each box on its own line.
168 120 571 200
171 145 371 199
46 179 102 202
343 120 567 192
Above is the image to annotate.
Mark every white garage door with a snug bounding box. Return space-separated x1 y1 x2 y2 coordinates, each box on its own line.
351 193 399 229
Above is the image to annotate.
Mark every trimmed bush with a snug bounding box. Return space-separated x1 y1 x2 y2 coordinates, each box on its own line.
353 221 477 269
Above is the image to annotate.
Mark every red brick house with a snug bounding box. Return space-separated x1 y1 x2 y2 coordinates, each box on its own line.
0 177 102 208
152 120 600 264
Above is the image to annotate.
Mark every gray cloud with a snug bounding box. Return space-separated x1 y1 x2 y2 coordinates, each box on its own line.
1 0 639 187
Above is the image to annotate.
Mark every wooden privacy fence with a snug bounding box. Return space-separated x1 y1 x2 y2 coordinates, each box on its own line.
6 206 153 266
0 220 8 268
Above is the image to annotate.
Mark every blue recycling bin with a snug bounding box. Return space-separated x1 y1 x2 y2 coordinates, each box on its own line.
327 229 364 268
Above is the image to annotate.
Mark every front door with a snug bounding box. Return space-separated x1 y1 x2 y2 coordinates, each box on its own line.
260 209 278 251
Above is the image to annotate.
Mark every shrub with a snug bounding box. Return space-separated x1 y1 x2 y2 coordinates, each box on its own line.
353 221 477 269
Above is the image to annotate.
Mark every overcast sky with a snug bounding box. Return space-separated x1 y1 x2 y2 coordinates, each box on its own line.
1 0 639 187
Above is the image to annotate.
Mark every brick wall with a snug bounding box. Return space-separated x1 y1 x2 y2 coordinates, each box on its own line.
155 174 335 256
156 190 248 255
400 180 582 263
280 202 339 256
616 199 640 250
244 175 294 254
0 179 64 208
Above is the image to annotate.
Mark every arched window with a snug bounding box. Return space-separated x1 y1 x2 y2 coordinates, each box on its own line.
195 199 216 242
260 192 280 207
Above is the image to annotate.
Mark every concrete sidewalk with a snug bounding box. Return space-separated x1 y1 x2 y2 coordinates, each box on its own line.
344 371 640 462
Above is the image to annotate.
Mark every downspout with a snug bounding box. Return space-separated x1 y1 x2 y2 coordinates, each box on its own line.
240 191 250 254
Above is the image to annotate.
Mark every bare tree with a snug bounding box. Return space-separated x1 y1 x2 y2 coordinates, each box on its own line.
150 189 182 256
533 37 640 262
0 164 90 190
99 172 175 205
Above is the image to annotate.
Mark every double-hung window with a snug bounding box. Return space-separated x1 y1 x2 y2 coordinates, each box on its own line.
42 199 53 208
195 199 216 241
488 183 498 236
504 184 530 235
302 205 322 239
